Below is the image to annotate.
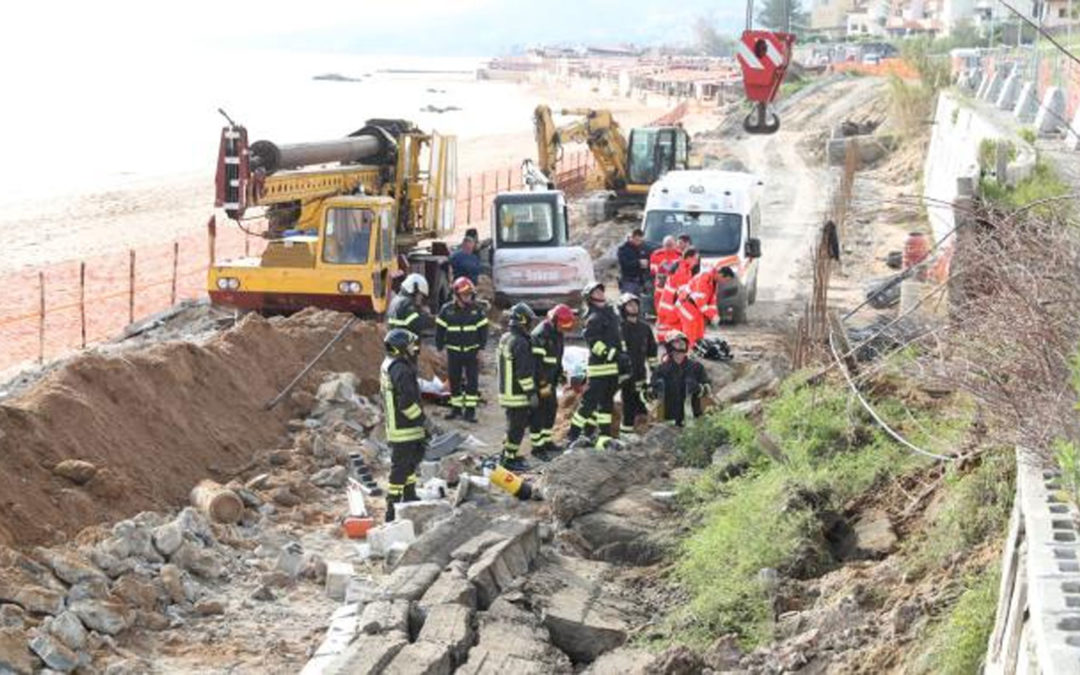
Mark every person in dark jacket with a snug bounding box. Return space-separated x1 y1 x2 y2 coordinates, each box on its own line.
449 235 482 285
649 330 711 427
529 303 575 461
435 277 488 422
379 329 428 521
616 228 650 295
387 273 433 340
568 282 624 450
498 303 538 471
617 293 657 438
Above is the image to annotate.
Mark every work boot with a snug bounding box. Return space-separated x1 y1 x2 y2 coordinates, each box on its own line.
499 455 529 473
444 407 461 421
567 436 594 452
384 497 398 523
402 483 419 503
463 408 477 423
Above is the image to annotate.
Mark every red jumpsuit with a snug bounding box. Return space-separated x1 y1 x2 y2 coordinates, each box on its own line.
649 249 681 317
675 270 719 347
657 260 695 330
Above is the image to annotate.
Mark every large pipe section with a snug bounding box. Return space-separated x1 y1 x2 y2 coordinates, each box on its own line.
250 135 383 173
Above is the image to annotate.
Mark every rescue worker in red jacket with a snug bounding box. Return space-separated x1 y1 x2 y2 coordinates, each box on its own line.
676 264 724 347
657 247 700 330
649 236 680 319
529 304 575 461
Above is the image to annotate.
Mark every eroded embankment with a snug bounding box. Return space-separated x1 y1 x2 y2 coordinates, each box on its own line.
0 309 434 548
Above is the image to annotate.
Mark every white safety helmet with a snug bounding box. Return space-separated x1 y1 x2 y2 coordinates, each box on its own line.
401 273 429 297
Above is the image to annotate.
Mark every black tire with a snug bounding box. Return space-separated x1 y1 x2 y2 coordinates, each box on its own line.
428 268 450 314
731 289 749 325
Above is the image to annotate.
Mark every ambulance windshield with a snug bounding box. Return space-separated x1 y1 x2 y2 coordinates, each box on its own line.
643 210 742 255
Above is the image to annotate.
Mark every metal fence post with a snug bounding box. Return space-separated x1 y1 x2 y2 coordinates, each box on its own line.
79 262 86 349
38 271 45 364
129 249 136 325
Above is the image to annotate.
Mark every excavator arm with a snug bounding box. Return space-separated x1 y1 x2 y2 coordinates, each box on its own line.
533 105 631 192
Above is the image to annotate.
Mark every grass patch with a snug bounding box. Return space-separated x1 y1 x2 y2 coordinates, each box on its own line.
1018 127 1036 144
668 373 967 648
916 565 1000 674
888 75 936 139
905 447 1015 576
980 159 1071 216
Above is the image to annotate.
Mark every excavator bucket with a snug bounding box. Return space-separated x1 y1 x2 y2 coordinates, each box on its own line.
736 30 796 135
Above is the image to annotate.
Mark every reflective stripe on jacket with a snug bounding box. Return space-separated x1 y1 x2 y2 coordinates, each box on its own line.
498 328 536 407
380 357 426 443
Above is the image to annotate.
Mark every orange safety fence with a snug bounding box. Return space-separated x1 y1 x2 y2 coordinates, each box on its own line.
0 151 597 375
829 58 918 80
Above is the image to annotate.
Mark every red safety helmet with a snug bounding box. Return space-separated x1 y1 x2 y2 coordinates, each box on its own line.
452 276 475 297
548 304 575 332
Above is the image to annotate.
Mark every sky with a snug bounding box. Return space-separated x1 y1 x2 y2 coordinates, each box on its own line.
0 0 748 57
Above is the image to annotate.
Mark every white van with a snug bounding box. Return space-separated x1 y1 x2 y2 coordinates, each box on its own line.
641 170 763 323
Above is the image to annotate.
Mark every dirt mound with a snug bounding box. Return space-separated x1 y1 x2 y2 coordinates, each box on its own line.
0 309 395 549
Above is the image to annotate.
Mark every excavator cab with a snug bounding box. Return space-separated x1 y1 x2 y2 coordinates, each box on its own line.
626 126 689 195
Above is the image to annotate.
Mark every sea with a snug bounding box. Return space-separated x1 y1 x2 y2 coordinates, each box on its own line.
0 47 536 204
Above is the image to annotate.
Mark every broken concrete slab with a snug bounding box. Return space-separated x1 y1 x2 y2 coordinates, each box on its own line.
415 603 475 663
324 561 354 601
542 426 676 524
1067 107 1080 151
35 549 108 587
825 135 896 167
713 360 782 405
418 570 477 612
357 600 410 636
394 505 491 569
68 600 132 636
28 632 81 673
571 511 665 566
381 563 442 601
584 646 656 674
383 640 453 675
395 500 453 535
369 520 417 560
322 632 408 675
10 586 65 616
466 521 540 608
458 598 572 674
1035 86 1066 135
983 68 1006 102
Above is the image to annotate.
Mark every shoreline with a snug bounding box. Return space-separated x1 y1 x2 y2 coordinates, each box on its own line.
0 76 670 276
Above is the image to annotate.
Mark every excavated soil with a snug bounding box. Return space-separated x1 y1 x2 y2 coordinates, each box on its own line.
0 309 433 549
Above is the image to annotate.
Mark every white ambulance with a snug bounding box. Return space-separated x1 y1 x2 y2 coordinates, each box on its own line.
641 170 764 323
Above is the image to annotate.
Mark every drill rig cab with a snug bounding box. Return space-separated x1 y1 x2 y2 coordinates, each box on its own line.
208 118 457 315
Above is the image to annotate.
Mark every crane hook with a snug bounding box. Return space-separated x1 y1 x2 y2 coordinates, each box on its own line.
743 103 781 135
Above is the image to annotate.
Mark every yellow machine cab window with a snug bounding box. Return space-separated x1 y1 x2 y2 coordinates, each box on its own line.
323 208 374 265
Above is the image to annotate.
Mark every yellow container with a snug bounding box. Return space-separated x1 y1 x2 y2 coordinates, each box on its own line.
489 465 525 497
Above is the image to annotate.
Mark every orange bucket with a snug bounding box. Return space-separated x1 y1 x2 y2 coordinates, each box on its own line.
343 516 375 539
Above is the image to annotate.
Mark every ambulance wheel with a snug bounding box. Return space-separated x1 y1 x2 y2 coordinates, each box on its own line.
731 291 749 325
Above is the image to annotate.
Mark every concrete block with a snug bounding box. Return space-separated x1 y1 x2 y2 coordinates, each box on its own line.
1067 108 1080 151
313 614 359 658
381 563 442 601
466 521 540 608
996 72 1022 110
395 500 453 535
975 71 992 99
323 633 408 675
358 600 410 636
1014 81 1039 122
29 632 81 672
368 521 415 558
419 572 477 611
984 69 1006 102
1035 86 1066 135
416 603 475 663
324 561 354 601
458 598 572 674
383 640 453 675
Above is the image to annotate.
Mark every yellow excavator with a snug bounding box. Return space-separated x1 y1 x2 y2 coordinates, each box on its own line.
533 105 691 207
207 114 457 314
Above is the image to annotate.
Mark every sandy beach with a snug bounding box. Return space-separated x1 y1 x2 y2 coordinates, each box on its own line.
0 77 668 276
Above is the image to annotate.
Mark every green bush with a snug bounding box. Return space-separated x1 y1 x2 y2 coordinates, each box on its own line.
980 160 1070 216
1018 127 1036 144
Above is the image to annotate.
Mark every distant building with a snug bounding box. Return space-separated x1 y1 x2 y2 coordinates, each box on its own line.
812 0 860 39
847 0 890 36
